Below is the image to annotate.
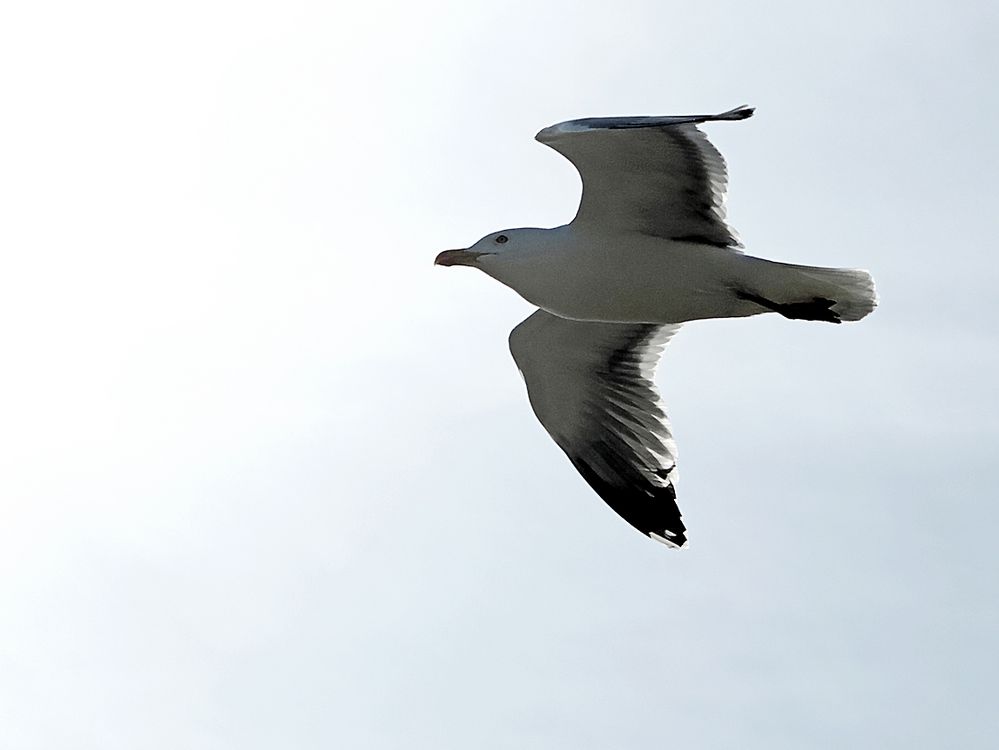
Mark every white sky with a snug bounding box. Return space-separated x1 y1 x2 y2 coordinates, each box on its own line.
1 1 997 747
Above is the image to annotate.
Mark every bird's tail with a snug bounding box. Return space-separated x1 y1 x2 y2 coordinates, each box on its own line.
737 260 878 323
794 266 878 322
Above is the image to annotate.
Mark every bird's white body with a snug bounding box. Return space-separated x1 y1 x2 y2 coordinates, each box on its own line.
476 224 876 324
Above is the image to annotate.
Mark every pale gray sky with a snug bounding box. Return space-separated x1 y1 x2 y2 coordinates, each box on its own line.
1 0 997 747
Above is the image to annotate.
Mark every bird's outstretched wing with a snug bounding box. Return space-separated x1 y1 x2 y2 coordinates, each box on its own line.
535 105 753 248
509 309 686 546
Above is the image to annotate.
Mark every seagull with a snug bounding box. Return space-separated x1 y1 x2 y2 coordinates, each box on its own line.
435 106 876 547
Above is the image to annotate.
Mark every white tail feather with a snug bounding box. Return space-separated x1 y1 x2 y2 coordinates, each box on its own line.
796 267 878 322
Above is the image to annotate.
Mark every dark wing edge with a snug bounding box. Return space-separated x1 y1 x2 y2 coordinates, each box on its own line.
538 105 755 134
509 310 687 547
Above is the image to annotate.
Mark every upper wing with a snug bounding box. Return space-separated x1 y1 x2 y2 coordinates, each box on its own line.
509 309 686 546
536 105 753 248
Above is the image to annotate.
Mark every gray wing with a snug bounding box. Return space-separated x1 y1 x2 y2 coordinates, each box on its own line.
509 309 686 546
535 105 753 248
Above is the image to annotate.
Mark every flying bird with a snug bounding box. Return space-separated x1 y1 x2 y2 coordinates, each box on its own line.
435 106 876 547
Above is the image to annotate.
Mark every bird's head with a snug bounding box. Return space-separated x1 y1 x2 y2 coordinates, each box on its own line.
434 228 542 269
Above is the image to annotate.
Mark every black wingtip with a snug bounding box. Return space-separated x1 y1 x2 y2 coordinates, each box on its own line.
716 105 755 121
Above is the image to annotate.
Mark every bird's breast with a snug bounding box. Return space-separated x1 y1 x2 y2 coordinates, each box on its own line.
482 237 748 324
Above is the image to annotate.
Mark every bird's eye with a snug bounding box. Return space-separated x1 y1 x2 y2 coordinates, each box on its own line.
495 234 508 244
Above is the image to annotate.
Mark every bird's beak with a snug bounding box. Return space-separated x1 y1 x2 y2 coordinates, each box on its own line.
434 249 484 267
434 249 470 267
